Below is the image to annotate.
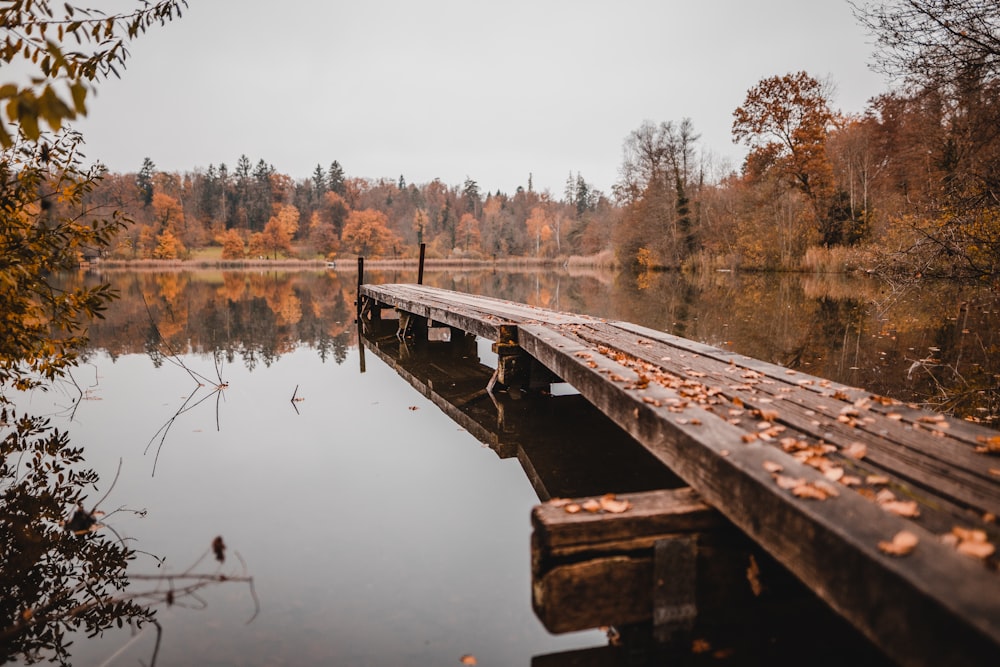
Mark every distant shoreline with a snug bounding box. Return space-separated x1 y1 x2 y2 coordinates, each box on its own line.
88 254 618 271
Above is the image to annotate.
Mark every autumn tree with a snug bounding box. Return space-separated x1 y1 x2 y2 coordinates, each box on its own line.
455 213 482 253
153 227 186 259
152 191 184 230
412 208 429 246
308 212 340 258
341 209 399 256
855 0 1000 276
260 204 300 259
217 228 246 259
615 119 701 266
732 72 853 246
525 205 553 256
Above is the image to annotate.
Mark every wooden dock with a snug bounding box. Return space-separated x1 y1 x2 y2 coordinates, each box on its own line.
358 283 1000 666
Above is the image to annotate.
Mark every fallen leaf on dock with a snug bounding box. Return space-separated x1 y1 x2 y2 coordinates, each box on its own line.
774 474 806 490
878 530 918 556
882 500 920 518
564 503 582 514
762 461 783 474
599 494 632 513
547 498 572 508
866 474 890 485
582 499 602 513
792 483 831 500
843 442 868 460
946 527 996 560
976 435 1000 454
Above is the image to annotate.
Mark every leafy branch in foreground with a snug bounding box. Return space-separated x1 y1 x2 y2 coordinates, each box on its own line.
0 130 127 396
0 0 188 146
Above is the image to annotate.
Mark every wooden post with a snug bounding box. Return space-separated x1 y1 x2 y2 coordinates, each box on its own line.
355 256 364 320
417 243 426 285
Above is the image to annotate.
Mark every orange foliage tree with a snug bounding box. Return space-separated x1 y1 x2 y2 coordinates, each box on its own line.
217 228 246 259
260 204 300 259
340 209 400 256
455 213 481 254
153 228 186 259
732 72 845 245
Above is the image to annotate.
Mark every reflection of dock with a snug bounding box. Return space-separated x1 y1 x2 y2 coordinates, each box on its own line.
360 323 682 500
359 283 1000 665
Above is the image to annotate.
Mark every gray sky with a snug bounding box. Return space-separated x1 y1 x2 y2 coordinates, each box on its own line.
72 0 888 196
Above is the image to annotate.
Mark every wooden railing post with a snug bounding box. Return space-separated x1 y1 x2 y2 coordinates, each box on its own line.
417 243 426 285
356 256 364 320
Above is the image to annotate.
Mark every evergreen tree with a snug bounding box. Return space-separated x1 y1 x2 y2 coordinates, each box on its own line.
312 164 326 195
327 160 346 195
137 157 156 207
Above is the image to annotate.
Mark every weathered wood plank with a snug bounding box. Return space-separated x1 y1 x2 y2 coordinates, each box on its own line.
517 322 1000 667
532 488 722 557
566 320 1000 520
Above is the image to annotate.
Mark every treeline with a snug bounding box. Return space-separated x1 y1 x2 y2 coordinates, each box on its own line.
59 3 998 279
76 156 618 263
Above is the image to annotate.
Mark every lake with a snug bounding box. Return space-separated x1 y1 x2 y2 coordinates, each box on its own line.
7 266 998 665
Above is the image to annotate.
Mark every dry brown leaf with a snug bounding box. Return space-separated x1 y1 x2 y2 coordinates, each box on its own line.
757 409 780 422
843 442 868 460
878 530 918 556
691 638 712 654
840 475 862 486
460 655 478 666
581 499 601 513
952 527 988 543
824 467 845 482
957 540 996 560
866 474 890 485
977 435 1000 453
741 433 758 443
774 474 805 490
547 498 572 508
762 461 784 474
792 483 829 500
887 412 903 420
882 500 920 518
918 414 946 423
875 488 897 504
599 494 632 514
564 503 582 514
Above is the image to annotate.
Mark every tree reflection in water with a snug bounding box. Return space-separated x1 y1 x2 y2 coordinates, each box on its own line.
1 408 152 664
1 408 259 665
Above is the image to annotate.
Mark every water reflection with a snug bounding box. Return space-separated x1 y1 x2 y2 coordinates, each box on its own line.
359 320 683 499
0 409 153 665
10 266 993 664
82 267 999 421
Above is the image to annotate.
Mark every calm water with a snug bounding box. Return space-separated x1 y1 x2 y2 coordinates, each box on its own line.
8 267 999 665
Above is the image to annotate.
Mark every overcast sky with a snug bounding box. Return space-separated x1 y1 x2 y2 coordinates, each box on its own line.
71 0 889 196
